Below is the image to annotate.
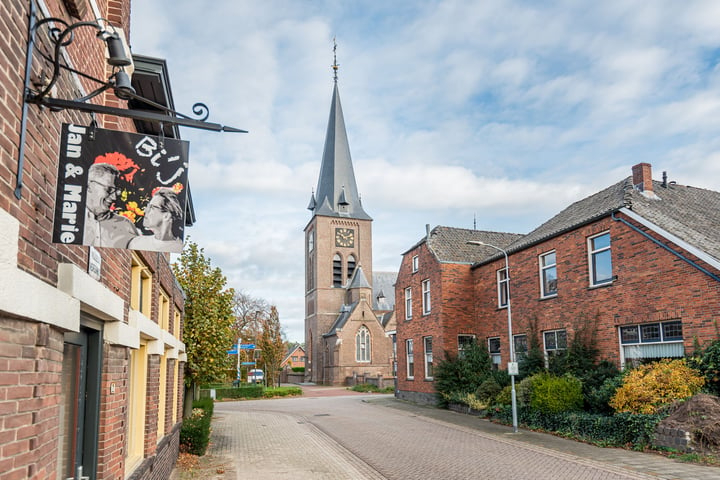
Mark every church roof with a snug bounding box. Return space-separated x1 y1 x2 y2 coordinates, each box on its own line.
347 264 371 289
372 271 397 311
309 82 371 220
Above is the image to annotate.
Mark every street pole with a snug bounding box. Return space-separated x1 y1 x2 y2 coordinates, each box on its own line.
467 241 519 433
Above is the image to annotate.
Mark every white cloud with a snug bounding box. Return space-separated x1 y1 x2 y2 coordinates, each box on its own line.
131 0 720 342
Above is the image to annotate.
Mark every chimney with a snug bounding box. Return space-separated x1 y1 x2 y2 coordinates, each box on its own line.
632 163 653 193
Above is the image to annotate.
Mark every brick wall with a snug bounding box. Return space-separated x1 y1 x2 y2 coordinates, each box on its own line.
0 318 63 480
473 214 720 366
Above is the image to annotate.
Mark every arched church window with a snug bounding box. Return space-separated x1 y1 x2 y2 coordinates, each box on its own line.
356 326 371 362
333 254 342 287
347 254 356 280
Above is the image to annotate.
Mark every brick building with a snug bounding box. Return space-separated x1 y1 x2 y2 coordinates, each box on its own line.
396 163 720 405
1 1 188 478
304 71 396 386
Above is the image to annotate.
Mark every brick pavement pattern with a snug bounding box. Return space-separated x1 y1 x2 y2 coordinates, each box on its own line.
209 390 718 480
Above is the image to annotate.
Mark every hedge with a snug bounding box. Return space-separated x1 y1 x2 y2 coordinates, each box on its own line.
180 398 214 456
487 405 664 448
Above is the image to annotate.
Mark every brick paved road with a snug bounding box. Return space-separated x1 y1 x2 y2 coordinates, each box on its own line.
211 392 716 480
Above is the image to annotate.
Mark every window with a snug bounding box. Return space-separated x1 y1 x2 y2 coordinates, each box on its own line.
539 251 557 297
588 232 612 286
488 337 501 369
458 335 476 358
513 334 528 361
421 279 431 315
347 254 356 280
333 254 342 287
406 339 414 379
131 255 152 316
619 320 684 367
159 289 170 331
423 337 433 379
126 343 147 472
404 287 412 320
292 356 299 362
496 268 509 308
412 255 419 272
543 329 567 365
307 229 314 253
356 326 371 362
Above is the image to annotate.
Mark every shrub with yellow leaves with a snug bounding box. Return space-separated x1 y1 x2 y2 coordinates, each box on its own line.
609 359 704 414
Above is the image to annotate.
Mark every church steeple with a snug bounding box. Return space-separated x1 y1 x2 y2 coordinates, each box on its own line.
309 43 371 220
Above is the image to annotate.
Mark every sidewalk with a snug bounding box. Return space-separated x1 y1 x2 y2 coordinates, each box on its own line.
372 396 717 480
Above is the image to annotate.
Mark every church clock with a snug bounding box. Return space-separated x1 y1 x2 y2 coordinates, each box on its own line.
335 228 355 247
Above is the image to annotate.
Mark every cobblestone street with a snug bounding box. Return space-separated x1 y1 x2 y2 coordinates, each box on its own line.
200 389 717 480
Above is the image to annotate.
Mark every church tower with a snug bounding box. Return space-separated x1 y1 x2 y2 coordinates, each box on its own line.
304 48 374 384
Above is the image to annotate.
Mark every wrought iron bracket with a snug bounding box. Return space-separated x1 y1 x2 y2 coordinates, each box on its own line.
15 0 246 199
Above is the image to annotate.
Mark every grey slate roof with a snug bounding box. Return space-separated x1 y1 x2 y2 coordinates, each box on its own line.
372 271 397 311
628 180 720 262
406 226 523 264
323 301 358 337
310 82 371 220
347 265 371 289
498 175 720 264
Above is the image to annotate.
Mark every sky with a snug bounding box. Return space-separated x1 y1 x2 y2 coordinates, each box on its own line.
130 0 720 343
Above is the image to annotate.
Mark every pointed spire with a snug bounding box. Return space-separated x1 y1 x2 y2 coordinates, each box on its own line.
347 264 371 289
311 41 371 220
332 37 339 83
307 190 317 211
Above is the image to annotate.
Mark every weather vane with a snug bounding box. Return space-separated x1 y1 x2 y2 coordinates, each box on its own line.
332 37 339 82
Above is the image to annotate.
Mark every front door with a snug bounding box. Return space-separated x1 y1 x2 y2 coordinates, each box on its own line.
60 326 102 479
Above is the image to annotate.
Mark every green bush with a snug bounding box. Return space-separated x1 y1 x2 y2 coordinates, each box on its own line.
291 366 305 373
180 398 214 456
215 385 264 400
488 406 664 449
475 377 502 402
688 339 720 395
434 340 492 405
530 373 583 414
350 383 394 393
264 386 303 397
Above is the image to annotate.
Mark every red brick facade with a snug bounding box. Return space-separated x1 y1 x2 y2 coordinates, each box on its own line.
396 167 720 405
1 1 186 478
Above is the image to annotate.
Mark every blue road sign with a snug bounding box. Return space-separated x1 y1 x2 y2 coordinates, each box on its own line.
227 349 238 355
241 361 256 365
239 343 256 349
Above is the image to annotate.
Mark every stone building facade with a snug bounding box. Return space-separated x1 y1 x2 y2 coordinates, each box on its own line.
1 1 186 478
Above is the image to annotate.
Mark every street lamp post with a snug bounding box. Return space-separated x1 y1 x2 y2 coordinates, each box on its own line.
467 240 519 433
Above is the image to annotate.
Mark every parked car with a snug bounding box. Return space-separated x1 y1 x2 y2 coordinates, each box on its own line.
248 369 264 384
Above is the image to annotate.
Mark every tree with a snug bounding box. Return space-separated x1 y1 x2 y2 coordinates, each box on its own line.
257 306 285 387
173 241 235 415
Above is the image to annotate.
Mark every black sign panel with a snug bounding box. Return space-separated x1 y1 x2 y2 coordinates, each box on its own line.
53 124 190 252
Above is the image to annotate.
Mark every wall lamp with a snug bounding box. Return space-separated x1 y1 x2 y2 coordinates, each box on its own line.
15 0 247 199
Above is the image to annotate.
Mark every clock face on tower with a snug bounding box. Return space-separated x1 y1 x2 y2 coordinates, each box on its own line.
335 228 355 247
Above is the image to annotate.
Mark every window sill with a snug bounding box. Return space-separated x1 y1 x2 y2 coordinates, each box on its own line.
406 377 414 381
539 294 558 301
589 281 614 290
424 378 434 382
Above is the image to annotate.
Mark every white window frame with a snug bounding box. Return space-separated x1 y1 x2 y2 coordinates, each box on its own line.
355 326 371 362
618 320 684 369
588 231 613 287
423 336 433 380
543 329 567 366
421 279 431 315
513 334 528 361
488 337 501 370
404 287 412 320
496 268 509 308
406 339 414 379
539 250 558 298
458 334 476 358
412 255 419 273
